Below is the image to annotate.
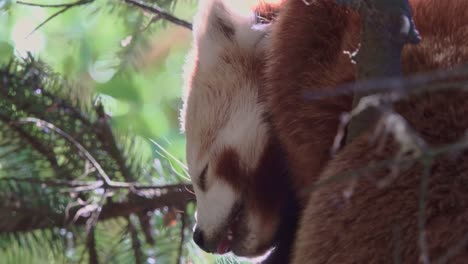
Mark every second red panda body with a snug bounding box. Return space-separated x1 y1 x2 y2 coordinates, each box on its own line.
266 0 468 262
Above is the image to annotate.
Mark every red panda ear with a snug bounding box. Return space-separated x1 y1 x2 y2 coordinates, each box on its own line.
194 0 236 42
193 0 271 67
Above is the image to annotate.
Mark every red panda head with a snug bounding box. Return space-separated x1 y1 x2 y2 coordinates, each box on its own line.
180 0 292 258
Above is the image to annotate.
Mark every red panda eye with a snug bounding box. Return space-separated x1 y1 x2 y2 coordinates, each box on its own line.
198 164 208 191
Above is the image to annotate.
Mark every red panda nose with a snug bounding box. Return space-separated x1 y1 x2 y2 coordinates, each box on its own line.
193 228 210 252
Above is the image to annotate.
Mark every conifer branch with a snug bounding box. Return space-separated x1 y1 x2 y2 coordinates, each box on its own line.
128 217 145 264
0 57 195 264
2 183 193 232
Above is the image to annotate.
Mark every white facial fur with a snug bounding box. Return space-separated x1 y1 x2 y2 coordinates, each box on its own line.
192 177 238 237
181 0 273 255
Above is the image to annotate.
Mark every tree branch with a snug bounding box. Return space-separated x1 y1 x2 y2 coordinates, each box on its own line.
1 183 194 233
137 212 155 245
176 211 187 264
95 103 135 182
344 0 420 143
128 217 144 264
0 113 61 174
17 117 114 185
87 226 99 264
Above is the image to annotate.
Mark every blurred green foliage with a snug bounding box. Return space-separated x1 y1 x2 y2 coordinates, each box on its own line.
0 1 253 263
0 0 192 167
0 1 249 263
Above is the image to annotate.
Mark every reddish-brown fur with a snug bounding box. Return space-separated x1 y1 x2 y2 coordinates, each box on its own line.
265 0 360 204
265 0 468 262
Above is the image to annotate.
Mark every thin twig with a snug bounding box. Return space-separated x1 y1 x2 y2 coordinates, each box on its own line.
29 7 69 36
17 0 93 8
87 226 100 264
24 0 94 36
17 117 114 185
176 211 187 264
95 103 135 182
123 0 192 30
0 113 61 174
84 189 108 241
304 64 468 101
306 136 468 195
0 177 102 188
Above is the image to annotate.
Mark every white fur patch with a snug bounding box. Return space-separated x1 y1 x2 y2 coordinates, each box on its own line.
189 89 268 239
215 95 269 171
194 179 238 237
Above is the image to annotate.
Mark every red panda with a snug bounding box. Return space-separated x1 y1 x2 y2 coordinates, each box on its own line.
266 0 468 263
181 0 296 261
182 0 468 263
